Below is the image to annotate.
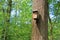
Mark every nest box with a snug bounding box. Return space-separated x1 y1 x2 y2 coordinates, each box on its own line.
33 11 39 20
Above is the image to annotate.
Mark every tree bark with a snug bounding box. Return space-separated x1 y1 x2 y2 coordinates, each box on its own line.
32 0 48 40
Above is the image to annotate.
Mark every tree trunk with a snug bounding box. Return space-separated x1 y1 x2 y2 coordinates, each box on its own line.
32 0 48 40
49 17 53 40
1 0 12 40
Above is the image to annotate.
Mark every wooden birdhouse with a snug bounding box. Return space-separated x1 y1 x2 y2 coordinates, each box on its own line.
33 11 38 20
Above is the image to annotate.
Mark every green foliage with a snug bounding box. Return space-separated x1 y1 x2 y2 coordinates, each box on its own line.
0 0 32 40
48 0 60 40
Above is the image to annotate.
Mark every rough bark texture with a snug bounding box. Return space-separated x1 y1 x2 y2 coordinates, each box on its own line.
32 0 48 40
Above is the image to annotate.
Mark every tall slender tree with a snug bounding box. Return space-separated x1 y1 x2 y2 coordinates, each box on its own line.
1 0 12 40
32 0 48 40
